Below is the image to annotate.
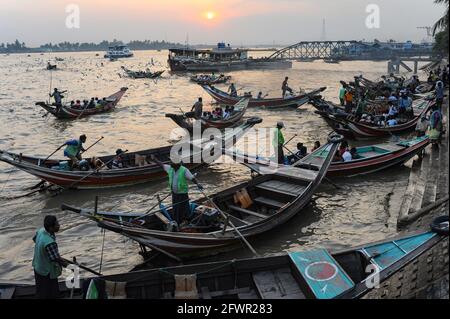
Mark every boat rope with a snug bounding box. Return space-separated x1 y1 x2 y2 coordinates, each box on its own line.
98 228 106 274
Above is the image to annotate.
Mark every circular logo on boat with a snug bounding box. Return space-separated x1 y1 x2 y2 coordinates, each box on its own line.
305 262 338 282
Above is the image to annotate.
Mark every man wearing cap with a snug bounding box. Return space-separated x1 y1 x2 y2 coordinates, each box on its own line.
32 215 68 299
273 122 286 164
151 155 204 227
64 134 87 168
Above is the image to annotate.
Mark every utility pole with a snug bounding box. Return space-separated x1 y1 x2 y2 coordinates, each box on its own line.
321 19 327 41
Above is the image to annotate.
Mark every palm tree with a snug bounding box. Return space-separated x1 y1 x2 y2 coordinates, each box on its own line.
433 0 449 35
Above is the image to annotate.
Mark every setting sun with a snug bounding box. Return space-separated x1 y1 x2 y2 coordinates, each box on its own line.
206 11 216 20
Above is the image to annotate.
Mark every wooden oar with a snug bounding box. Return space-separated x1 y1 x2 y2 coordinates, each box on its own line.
64 257 103 276
197 187 259 257
80 136 104 155
41 143 66 166
130 193 172 222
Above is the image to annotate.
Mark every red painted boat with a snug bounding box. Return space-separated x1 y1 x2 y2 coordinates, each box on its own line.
36 87 128 119
0 119 260 190
227 136 430 178
311 97 435 139
202 85 326 109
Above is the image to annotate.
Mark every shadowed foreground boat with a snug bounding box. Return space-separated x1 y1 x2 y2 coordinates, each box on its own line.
229 135 430 178
36 87 128 119
61 137 341 260
0 118 261 190
203 85 327 109
1 227 446 299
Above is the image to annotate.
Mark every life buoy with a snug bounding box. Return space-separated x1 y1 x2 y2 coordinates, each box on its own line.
431 216 449 236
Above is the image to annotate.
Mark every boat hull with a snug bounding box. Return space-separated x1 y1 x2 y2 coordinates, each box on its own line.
36 87 128 120
203 85 326 109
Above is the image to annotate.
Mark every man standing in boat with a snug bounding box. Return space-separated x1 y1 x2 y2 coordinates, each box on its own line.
282 77 293 98
150 156 204 228
273 122 286 164
49 88 67 112
228 83 238 97
190 97 203 119
64 134 87 168
32 215 68 299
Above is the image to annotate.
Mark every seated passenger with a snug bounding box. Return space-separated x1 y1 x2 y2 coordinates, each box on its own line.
288 142 308 164
312 141 321 152
111 149 126 169
387 116 398 127
342 147 354 162
88 98 96 108
74 100 82 108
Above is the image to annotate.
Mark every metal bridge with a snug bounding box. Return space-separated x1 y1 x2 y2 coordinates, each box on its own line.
268 40 435 62
269 41 360 60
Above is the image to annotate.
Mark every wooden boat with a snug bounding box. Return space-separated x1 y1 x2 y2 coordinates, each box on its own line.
165 98 251 133
0 119 260 190
61 137 341 259
190 74 231 85
1 228 446 299
311 97 435 139
122 67 165 79
46 64 57 70
235 136 430 178
202 85 327 109
35 87 128 120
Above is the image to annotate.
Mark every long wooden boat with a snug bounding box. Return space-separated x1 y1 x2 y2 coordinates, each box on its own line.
202 85 327 109
61 137 342 259
0 119 261 190
36 87 128 120
165 98 251 133
231 136 430 178
311 97 435 139
190 74 231 85
122 67 165 79
1 228 446 299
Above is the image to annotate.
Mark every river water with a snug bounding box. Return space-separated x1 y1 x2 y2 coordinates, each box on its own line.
0 50 419 282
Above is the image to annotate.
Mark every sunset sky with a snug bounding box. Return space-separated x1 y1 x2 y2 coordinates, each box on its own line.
0 0 444 46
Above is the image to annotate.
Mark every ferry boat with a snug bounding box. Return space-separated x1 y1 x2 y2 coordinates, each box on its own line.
104 45 134 59
168 42 291 72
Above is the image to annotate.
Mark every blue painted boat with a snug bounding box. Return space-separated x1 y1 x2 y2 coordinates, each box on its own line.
1 227 446 299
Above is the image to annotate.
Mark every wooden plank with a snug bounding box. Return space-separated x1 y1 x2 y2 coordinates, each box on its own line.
253 197 286 209
238 289 259 299
0 288 15 299
228 205 269 219
256 180 306 196
209 287 252 298
409 150 431 213
398 158 422 222
200 287 212 299
252 268 305 299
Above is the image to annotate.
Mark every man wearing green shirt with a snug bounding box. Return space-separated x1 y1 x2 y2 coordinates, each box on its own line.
151 156 204 227
32 215 68 299
273 122 285 164
339 83 346 106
